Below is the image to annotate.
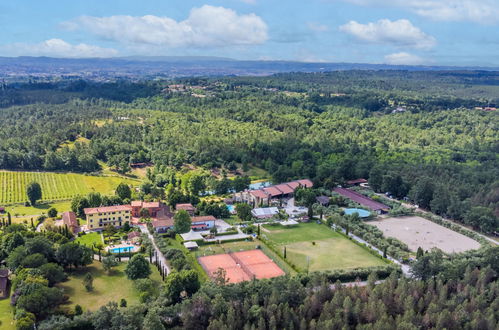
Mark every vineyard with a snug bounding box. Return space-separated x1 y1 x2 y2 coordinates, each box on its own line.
0 171 139 204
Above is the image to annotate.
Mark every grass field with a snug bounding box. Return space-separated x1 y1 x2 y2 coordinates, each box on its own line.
262 222 386 272
3 200 72 218
58 261 162 312
0 171 139 205
75 232 103 248
0 297 15 330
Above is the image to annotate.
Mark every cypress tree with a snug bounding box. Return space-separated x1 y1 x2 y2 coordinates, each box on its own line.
7 212 12 226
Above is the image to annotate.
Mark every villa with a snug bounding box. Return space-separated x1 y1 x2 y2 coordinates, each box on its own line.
235 179 314 206
84 205 132 230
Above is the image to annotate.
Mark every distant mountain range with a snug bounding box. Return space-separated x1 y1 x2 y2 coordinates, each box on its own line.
1 56 498 79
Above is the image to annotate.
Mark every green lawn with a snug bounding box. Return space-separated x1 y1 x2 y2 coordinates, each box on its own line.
262 222 386 272
58 261 162 312
0 170 139 205
0 297 15 330
75 232 103 248
4 200 72 218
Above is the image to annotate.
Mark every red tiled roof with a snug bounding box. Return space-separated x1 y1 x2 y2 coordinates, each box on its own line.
131 201 143 207
333 188 389 211
274 183 294 194
176 203 196 211
285 181 300 190
264 186 283 197
296 179 314 188
152 218 174 228
192 216 216 223
249 190 268 199
127 231 141 239
62 211 78 228
132 201 162 208
84 205 132 215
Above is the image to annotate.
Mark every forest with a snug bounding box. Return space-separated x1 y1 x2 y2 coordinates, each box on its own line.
0 71 497 234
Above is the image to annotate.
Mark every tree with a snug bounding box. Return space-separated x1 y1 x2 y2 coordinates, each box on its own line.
47 207 57 218
83 272 94 291
39 263 67 286
125 254 151 280
87 192 103 208
139 208 150 219
26 181 42 206
409 178 434 209
102 255 119 274
71 195 90 218
174 210 192 234
143 310 165 330
123 221 131 232
74 304 83 316
120 299 127 307
56 243 93 269
235 203 252 222
464 206 497 233
116 183 131 200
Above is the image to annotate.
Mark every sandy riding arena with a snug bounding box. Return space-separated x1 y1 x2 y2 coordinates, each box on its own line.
369 216 480 254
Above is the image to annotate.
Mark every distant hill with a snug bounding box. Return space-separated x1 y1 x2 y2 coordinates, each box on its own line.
1 56 498 80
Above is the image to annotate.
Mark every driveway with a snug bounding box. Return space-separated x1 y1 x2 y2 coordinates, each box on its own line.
138 225 170 275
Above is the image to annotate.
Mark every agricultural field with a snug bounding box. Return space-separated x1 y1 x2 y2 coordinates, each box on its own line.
57 261 162 312
0 171 139 204
262 222 387 272
0 296 15 330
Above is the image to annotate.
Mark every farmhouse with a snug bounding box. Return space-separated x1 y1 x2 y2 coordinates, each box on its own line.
235 179 313 206
131 201 170 219
333 188 390 214
0 269 9 298
176 203 196 216
151 215 216 233
191 216 216 230
84 205 132 230
61 211 79 233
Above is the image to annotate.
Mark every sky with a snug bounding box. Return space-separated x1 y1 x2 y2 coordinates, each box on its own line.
1 0 499 66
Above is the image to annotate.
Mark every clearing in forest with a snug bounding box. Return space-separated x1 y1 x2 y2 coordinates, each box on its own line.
262 222 386 272
0 171 139 204
368 216 481 254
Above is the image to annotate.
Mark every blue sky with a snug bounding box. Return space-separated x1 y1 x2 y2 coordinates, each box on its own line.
1 0 499 66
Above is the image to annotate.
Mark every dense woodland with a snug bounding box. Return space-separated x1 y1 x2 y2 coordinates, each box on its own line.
1 71 499 329
1 71 497 233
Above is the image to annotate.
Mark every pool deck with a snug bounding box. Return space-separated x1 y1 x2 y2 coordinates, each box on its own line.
106 242 140 253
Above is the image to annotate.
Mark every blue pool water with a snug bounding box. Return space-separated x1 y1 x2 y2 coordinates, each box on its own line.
344 208 371 218
226 205 235 212
249 181 271 190
110 246 135 253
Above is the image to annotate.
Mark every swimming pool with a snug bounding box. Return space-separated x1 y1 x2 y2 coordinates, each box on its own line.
344 208 371 218
226 204 235 213
110 246 135 253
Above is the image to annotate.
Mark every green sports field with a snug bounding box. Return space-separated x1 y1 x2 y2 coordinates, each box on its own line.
0 171 139 204
262 222 386 272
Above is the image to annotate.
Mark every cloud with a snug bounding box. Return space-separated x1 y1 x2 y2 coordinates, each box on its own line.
63 5 268 48
339 19 436 49
338 0 499 24
0 39 118 58
307 22 329 32
384 52 427 65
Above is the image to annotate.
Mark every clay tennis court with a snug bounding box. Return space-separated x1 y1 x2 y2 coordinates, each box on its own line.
369 216 481 254
198 249 285 283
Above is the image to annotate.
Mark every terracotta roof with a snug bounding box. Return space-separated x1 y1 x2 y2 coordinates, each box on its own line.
152 218 174 228
264 186 283 197
192 215 216 223
132 201 162 208
127 231 141 239
285 181 300 190
249 190 268 199
176 203 196 211
131 201 143 207
274 183 294 195
84 205 132 215
296 179 314 188
62 211 78 228
333 188 389 211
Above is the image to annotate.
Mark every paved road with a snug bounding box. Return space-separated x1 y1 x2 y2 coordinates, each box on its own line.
138 224 170 276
